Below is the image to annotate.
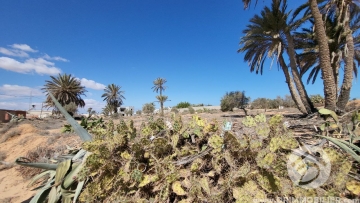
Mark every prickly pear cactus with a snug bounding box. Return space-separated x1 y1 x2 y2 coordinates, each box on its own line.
75 113 355 202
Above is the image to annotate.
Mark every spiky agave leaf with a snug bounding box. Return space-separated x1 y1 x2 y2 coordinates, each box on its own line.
48 92 92 142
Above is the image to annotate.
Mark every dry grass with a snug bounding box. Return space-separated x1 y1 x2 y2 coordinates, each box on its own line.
0 122 17 134
0 129 21 144
16 145 67 179
46 133 62 145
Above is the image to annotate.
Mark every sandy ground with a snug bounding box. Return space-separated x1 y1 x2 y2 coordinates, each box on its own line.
0 100 359 203
0 121 81 203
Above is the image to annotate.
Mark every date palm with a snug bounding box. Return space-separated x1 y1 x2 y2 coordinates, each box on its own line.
239 0 313 114
152 77 168 116
156 95 168 116
152 77 167 96
242 0 338 111
294 0 360 112
42 73 87 114
101 84 125 114
295 17 359 87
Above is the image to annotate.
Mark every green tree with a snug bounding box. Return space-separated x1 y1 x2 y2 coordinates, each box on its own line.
101 84 125 114
142 103 155 115
42 73 87 115
238 0 314 114
220 91 250 115
87 107 96 118
102 104 113 116
176 102 191 108
152 77 168 116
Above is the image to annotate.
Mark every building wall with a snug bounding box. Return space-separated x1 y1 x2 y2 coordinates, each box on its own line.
0 109 27 123
27 110 52 118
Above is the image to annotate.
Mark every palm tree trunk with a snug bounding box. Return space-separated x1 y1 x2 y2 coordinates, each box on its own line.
160 101 164 116
309 0 337 111
285 31 315 114
279 56 307 114
337 9 354 113
331 54 340 98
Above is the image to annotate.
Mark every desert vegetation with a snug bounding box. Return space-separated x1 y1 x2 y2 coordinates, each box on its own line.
1 0 360 202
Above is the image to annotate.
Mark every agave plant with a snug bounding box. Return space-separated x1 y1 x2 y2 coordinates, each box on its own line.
15 92 93 203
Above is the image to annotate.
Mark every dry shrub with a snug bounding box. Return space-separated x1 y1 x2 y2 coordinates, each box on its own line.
345 102 359 112
16 123 37 134
0 122 17 134
0 129 21 143
46 133 61 145
17 145 67 179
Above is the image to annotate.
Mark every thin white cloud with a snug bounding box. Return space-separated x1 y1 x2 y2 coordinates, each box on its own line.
77 78 106 90
0 101 43 111
43 54 69 62
0 57 61 75
0 84 44 97
10 44 37 52
83 99 106 113
0 47 29 57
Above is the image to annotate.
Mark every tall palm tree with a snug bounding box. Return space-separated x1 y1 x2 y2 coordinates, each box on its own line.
156 95 168 116
101 84 125 114
238 0 312 114
152 77 167 96
323 0 360 112
294 0 360 112
242 0 338 111
42 73 87 114
152 77 168 116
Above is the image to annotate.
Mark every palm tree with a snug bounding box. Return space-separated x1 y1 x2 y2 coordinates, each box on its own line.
152 77 167 96
102 104 113 116
238 0 312 114
242 0 338 111
323 0 359 112
156 95 168 115
152 77 168 116
101 84 125 114
42 73 87 114
294 17 359 90
294 0 360 112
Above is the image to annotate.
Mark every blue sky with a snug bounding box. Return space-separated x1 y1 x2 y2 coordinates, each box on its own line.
0 1 358 113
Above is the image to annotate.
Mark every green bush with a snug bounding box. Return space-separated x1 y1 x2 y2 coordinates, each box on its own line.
220 91 249 112
136 110 142 115
310 94 325 104
142 103 155 114
176 102 191 108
